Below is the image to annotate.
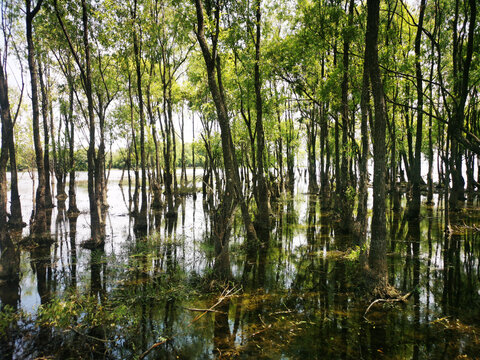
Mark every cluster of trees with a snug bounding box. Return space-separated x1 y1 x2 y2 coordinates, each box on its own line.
0 0 478 293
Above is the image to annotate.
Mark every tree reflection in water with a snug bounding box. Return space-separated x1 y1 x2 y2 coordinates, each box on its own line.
0 175 479 359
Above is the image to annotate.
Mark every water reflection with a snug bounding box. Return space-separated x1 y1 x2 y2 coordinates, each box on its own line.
0 172 479 358
0 231 20 360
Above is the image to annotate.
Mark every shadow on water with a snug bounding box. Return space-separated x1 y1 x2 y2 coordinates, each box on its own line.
0 172 480 358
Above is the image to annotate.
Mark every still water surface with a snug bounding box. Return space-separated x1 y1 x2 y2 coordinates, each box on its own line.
1 170 479 359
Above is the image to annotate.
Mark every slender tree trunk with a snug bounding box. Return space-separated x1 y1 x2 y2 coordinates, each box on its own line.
391 86 401 211
161 93 175 215
26 0 47 236
408 0 426 219
170 87 178 197
38 60 53 209
82 0 102 246
194 0 258 273
192 110 196 197
145 66 163 210
339 0 354 233
132 0 148 228
127 71 140 215
366 0 388 291
180 105 186 188
307 108 318 194
0 51 23 228
97 108 107 212
254 0 271 233
50 83 65 200
448 0 476 210
356 48 370 240
0 94 8 234
427 36 435 205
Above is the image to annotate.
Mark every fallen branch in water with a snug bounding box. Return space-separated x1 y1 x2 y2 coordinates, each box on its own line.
139 285 241 360
269 309 293 316
67 326 112 343
448 221 480 234
364 291 413 318
248 314 273 338
249 324 272 338
184 307 227 314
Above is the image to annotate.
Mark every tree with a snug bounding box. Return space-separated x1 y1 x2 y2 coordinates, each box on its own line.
365 0 389 294
54 0 104 246
194 0 258 278
0 1 23 228
26 0 47 236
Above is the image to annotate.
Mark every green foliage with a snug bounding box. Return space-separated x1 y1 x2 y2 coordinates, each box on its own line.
0 305 20 337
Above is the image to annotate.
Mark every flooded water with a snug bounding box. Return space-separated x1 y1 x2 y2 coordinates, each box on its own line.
1 170 480 359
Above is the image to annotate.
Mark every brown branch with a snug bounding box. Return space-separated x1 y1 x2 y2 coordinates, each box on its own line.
184 307 227 314
364 291 413 318
67 326 111 343
139 286 241 360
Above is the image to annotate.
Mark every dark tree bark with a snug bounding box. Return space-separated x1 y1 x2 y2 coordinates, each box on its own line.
286 102 295 193
356 48 370 240
38 60 53 209
338 0 354 233
159 87 175 216
448 0 476 210
132 0 148 229
26 0 47 236
426 29 436 205
50 86 66 201
254 0 271 234
194 0 258 276
0 51 23 228
82 0 103 246
366 0 388 291
180 105 186 188
408 0 426 219
192 110 197 196
127 71 140 215
306 106 318 194
0 89 8 236
145 65 163 210
64 65 79 215
54 0 103 244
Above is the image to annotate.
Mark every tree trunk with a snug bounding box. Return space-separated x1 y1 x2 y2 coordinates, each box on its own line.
127 71 140 215
38 60 53 209
0 95 8 234
26 0 47 236
339 0 354 233
356 46 370 240
82 0 102 246
408 0 426 219
307 108 318 194
145 66 163 210
0 51 23 228
132 0 148 229
448 0 476 210
366 0 388 291
192 110 197 197
194 0 258 267
254 0 271 234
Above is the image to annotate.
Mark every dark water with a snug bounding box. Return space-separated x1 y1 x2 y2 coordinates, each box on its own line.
1 170 479 359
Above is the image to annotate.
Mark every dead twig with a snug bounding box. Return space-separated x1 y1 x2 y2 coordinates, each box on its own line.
269 309 293 316
139 285 241 360
67 326 112 343
184 307 227 314
249 324 272 338
364 291 413 318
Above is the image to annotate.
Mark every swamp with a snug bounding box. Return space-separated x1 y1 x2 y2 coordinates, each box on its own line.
1 171 479 359
1 0 480 358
